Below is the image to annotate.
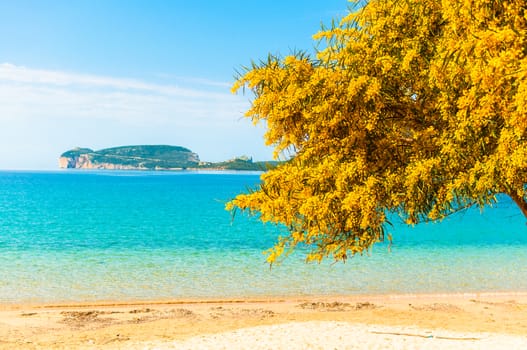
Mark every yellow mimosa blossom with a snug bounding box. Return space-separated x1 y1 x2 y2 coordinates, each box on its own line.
230 0 527 263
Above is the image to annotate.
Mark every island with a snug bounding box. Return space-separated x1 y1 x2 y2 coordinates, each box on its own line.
59 145 279 171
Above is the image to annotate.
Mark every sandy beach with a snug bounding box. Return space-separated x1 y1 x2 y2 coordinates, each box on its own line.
1 292 527 349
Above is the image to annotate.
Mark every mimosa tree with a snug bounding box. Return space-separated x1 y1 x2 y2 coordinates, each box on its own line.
228 0 527 263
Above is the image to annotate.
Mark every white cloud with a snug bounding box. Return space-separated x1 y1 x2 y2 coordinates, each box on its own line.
0 63 271 169
0 63 230 98
0 63 249 125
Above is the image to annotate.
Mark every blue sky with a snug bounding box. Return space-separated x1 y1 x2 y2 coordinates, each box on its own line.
0 0 350 169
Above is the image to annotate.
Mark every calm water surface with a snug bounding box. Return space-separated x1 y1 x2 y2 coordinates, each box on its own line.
0 170 526 303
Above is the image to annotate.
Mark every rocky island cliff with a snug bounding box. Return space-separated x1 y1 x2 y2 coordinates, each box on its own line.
59 145 200 170
59 145 278 171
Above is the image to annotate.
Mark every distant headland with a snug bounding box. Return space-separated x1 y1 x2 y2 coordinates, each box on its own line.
59 145 279 171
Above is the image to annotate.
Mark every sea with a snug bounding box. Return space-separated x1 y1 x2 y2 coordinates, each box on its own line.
1 170 526 304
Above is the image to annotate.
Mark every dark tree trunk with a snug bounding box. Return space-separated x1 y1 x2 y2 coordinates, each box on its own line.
508 192 527 219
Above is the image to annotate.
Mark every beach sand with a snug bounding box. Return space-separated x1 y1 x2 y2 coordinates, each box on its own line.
1 293 527 349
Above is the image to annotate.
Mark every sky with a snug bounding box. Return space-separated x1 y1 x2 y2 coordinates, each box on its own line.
0 0 350 169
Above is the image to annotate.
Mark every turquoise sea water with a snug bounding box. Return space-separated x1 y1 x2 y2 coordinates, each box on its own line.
1 170 526 304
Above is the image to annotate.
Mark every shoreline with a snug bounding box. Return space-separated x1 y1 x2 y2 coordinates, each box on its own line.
2 292 527 349
3 290 527 309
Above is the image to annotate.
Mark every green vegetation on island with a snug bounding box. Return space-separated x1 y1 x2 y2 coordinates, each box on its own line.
59 145 279 171
198 155 281 171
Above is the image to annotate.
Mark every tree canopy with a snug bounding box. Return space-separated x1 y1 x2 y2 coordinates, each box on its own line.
228 0 527 263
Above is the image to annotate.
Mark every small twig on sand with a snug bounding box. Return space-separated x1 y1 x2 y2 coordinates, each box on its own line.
370 331 480 341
